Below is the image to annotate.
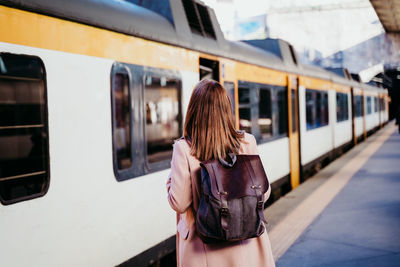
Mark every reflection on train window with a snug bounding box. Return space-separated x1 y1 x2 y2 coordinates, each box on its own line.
374 97 378 113
355 95 363 117
366 96 372 114
144 76 181 164
224 81 235 118
0 53 49 205
336 92 349 122
238 87 251 133
112 71 132 170
258 88 272 138
278 89 288 135
306 89 329 130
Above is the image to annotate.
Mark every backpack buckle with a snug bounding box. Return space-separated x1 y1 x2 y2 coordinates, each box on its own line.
220 207 229 216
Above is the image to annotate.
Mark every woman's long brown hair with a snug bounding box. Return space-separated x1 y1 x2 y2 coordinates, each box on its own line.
184 79 244 161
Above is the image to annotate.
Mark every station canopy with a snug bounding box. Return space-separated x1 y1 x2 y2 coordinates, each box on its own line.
370 0 400 32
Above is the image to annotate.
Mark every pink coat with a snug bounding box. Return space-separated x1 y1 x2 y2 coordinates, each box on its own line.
167 133 275 267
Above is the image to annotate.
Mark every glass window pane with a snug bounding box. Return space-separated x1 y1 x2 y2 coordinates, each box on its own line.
336 93 348 122
316 92 322 127
0 53 49 205
322 92 329 126
112 72 132 170
258 89 272 138
278 89 288 135
336 93 341 121
306 89 328 130
355 95 362 117
145 76 181 164
239 107 251 133
306 89 315 130
291 89 296 133
367 96 371 114
238 87 250 104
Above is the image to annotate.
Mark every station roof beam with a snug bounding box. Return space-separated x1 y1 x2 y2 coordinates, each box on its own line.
370 0 400 33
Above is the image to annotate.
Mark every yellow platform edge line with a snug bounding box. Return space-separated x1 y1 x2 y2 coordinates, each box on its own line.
268 124 397 261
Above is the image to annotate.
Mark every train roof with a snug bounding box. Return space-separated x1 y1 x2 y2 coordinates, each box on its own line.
1 0 386 93
0 0 285 71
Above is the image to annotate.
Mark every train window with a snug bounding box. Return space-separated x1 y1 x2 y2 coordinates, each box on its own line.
278 89 288 135
290 90 296 133
336 92 349 122
366 96 372 114
111 69 132 170
321 92 329 126
144 76 182 164
0 53 49 205
224 81 235 118
374 97 378 113
199 58 219 81
238 86 251 133
306 89 329 130
355 95 363 117
238 81 288 141
258 88 272 138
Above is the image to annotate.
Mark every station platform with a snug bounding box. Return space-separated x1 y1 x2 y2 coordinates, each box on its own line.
264 123 400 266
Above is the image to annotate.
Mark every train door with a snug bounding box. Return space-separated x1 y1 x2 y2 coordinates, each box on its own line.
288 75 300 188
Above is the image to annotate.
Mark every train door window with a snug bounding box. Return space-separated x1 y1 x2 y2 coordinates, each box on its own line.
278 89 288 135
366 96 372 114
355 95 363 117
306 89 329 130
0 53 49 205
224 81 235 118
320 91 329 126
336 92 349 122
258 88 272 138
306 90 316 130
291 89 296 132
374 97 378 113
111 68 132 170
144 76 182 165
199 58 219 81
238 86 251 133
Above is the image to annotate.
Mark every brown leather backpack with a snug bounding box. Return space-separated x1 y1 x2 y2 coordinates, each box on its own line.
196 154 269 243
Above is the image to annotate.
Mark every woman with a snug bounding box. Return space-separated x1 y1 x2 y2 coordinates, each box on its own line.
166 79 275 267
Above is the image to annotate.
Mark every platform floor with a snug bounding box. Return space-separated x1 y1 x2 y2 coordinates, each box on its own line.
265 123 400 267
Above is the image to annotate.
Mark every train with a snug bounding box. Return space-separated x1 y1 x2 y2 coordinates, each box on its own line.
0 0 390 266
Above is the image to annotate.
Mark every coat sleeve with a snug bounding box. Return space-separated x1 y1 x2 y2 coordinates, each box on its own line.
166 141 192 213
